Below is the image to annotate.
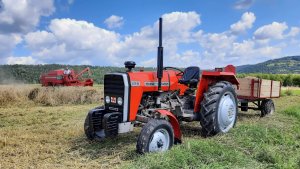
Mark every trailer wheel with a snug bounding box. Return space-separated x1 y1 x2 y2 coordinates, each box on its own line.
200 81 238 137
136 119 174 154
260 99 275 117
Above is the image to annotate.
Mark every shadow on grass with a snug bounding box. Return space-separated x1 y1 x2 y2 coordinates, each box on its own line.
237 111 261 121
67 111 267 163
69 131 140 161
180 123 202 137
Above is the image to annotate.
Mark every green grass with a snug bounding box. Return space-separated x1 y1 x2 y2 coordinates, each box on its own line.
126 96 300 169
1 93 300 168
281 87 300 96
284 106 300 120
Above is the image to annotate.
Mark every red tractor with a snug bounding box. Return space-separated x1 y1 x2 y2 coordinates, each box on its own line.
84 18 240 153
40 67 93 87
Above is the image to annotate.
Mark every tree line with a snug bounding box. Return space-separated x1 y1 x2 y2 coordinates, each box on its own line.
0 64 155 84
0 64 299 86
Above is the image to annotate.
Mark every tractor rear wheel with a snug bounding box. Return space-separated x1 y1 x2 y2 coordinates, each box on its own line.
136 119 174 154
200 81 238 137
260 99 275 117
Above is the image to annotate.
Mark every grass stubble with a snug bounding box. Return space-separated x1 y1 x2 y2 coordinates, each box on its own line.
0 85 300 169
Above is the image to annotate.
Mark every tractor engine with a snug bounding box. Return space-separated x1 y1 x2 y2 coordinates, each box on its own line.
138 90 196 122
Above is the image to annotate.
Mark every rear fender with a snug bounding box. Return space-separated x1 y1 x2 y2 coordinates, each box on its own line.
155 109 182 144
194 66 239 113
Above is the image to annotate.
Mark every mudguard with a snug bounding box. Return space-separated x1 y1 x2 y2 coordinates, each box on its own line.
155 109 182 144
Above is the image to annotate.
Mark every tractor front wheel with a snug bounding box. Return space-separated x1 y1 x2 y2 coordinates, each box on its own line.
84 106 104 140
200 81 238 137
136 119 174 154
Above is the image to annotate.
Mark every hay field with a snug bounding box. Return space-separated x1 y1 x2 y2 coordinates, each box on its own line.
1 85 300 169
0 85 103 107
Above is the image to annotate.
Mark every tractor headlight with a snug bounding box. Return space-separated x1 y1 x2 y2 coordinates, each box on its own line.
105 96 110 103
117 97 123 105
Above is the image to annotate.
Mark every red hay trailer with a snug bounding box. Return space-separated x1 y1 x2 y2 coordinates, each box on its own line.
40 67 93 87
237 77 281 117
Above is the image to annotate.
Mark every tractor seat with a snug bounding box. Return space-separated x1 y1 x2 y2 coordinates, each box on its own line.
179 66 200 88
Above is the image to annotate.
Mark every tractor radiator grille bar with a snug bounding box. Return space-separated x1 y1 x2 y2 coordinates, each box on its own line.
104 73 129 122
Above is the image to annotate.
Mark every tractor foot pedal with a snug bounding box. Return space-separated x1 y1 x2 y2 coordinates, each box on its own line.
181 109 195 122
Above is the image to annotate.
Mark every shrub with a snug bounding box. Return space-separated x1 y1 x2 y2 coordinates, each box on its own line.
285 89 293 96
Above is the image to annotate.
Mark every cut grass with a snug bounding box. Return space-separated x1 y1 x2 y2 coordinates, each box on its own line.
281 87 300 96
0 90 300 168
0 85 103 107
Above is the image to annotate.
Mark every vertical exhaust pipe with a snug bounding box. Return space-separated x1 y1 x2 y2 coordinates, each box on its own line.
157 17 163 92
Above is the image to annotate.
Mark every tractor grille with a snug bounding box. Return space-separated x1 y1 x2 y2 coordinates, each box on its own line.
90 110 105 131
104 74 126 114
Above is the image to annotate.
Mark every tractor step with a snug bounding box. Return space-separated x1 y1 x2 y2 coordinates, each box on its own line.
181 109 196 122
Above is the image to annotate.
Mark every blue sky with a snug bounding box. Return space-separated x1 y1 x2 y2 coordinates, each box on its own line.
0 0 300 68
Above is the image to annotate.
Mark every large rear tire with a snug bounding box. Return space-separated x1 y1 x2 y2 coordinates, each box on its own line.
136 119 174 154
200 81 238 137
260 99 275 117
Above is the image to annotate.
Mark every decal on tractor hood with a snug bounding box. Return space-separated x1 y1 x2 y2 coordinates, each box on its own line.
131 81 140 86
144 82 169 86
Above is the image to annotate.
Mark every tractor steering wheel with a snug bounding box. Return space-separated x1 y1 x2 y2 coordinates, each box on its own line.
163 67 184 76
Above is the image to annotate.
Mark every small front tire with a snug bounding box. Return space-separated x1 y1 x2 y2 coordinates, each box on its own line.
84 106 104 140
136 119 174 154
84 114 95 140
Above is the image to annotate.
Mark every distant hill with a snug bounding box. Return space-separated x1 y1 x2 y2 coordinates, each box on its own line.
237 56 300 74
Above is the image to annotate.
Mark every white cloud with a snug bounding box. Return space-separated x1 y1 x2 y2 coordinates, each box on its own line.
0 0 55 34
199 32 235 53
168 50 202 67
25 31 57 50
286 27 300 38
2 10 299 68
117 11 201 62
24 18 121 64
141 58 156 67
254 22 288 40
230 40 282 64
230 12 256 34
231 40 255 57
234 0 255 10
162 11 200 41
23 11 202 66
0 0 55 63
0 34 22 61
104 15 124 29
6 56 37 64
49 18 120 50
